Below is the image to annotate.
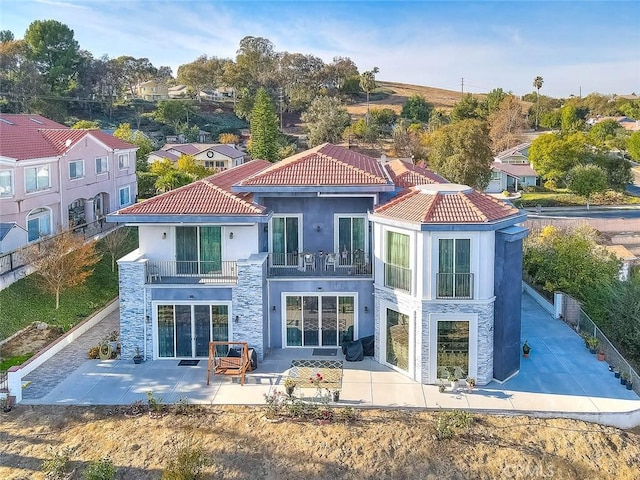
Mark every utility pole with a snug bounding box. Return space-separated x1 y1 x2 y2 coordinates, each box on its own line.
461 77 464 95
279 87 284 132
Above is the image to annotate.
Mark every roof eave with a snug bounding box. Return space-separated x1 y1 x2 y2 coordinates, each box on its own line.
232 184 395 194
106 213 271 224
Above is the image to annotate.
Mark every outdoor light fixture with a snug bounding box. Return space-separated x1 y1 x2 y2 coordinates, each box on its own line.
272 305 277 312
162 232 166 239
364 306 369 313
316 224 321 232
229 232 234 239
235 315 239 323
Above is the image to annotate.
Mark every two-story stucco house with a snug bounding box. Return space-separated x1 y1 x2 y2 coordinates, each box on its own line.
109 143 527 385
0 114 138 249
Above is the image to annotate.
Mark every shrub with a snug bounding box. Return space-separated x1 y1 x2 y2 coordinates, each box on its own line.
84 457 116 480
87 346 100 359
162 435 207 480
42 446 72 479
434 410 473 440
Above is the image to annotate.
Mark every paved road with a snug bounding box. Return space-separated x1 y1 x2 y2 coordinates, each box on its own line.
21 308 120 400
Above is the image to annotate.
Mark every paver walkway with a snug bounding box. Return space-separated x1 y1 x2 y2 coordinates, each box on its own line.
21 308 119 400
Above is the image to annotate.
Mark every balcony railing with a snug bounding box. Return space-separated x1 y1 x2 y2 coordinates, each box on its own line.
146 260 237 285
436 272 474 299
267 252 372 278
384 263 412 293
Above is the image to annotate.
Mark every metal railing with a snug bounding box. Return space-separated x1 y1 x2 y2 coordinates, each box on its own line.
146 260 238 284
436 273 474 299
267 252 372 278
0 218 116 276
384 263 411 293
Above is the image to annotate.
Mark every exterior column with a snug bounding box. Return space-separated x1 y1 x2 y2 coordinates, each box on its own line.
233 253 267 361
117 250 147 360
83 198 95 223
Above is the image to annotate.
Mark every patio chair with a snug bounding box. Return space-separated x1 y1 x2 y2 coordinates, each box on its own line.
304 252 315 271
325 252 337 271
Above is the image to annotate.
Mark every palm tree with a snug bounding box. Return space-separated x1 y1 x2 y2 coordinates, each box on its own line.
360 67 379 125
533 76 544 130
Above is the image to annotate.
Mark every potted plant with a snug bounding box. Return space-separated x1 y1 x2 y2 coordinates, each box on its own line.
448 373 459 390
133 346 143 364
284 378 296 396
608 364 614 372
626 378 633 391
331 389 340 402
596 349 606 362
614 368 621 379
621 372 630 386
586 337 598 354
522 340 531 358
465 377 476 392
438 381 446 394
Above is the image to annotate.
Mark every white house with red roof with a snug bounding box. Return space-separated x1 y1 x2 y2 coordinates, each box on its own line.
486 142 539 193
0 114 137 248
108 144 527 385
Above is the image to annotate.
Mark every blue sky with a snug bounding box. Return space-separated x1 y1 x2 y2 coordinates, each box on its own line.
2 0 638 98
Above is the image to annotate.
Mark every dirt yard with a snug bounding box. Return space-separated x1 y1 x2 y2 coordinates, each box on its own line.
1 404 639 479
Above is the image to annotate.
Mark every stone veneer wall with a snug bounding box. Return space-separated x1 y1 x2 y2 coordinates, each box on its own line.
117 250 147 360
421 301 494 385
374 286 423 383
232 253 267 361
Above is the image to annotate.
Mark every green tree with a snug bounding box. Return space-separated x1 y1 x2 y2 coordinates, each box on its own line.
71 120 100 129
593 153 632 191
426 119 493 189
113 123 154 170
301 95 351 147
392 119 426 160
428 109 449 132
533 76 543 130
401 95 433 123
369 108 397 132
24 20 80 95
588 119 622 146
528 133 590 185
560 104 587 133
248 88 279 162
345 118 380 145
177 55 229 100
524 225 620 301
154 100 194 133
176 154 213 179
626 131 640 161
488 95 527 153
566 164 608 209
360 67 379 123
450 93 481 122
620 99 640 120
480 87 508 119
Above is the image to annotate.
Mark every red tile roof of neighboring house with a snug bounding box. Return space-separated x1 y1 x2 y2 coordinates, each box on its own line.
374 184 520 224
491 162 538 178
384 159 448 188
0 114 136 161
239 143 389 186
114 160 272 216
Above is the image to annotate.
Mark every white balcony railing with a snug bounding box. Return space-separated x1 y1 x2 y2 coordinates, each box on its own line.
146 260 237 285
436 272 474 299
384 263 411 293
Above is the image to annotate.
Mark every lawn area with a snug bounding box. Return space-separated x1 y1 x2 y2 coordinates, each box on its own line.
517 190 640 208
0 227 137 342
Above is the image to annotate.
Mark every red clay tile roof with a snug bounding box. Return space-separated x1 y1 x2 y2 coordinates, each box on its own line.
239 143 389 186
374 184 520 224
114 160 271 216
0 114 135 161
384 159 448 188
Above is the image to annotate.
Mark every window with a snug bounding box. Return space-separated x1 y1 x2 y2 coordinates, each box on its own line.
25 165 50 193
384 231 411 292
436 321 469 379
385 308 410 372
0 170 13 196
490 170 501 180
176 226 222 274
95 157 108 174
119 186 131 206
271 215 300 266
118 153 129 169
438 239 472 299
27 207 51 242
284 295 355 347
69 160 84 179
337 216 366 264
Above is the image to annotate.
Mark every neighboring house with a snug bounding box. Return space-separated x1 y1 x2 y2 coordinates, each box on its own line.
486 143 539 193
168 85 189 99
135 80 169 101
605 245 637 281
148 143 246 170
108 144 527 386
0 114 138 249
586 116 640 132
0 223 27 254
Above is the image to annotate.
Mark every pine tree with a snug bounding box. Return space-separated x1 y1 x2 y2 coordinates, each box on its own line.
248 88 279 162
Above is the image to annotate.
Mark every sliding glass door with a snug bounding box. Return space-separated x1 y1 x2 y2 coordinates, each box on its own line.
176 226 222 274
272 216 300 266
284 295 354 347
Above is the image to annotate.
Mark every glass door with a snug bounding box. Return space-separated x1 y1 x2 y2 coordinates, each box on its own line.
272 216 299 266
321 296 337 346
436 321 469 380
284 295 355 347
194 305 211 357
385 308 410 372
175 305 192 357
303 296 319 346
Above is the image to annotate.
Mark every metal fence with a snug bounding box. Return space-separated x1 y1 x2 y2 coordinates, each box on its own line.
0 370 7 394
557 291 640 396
0 219 116 276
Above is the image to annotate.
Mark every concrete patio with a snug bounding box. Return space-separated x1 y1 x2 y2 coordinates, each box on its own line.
18 292 640 427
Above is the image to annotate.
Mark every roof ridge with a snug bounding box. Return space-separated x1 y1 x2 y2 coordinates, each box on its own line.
201 179 263 214
322 152 383 182
420 190 440 222
460 192 488 222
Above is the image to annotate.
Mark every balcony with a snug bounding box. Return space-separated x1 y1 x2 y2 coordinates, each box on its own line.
146 260 237 285
436 273 474 299
267 252 372 278
384 263 412 293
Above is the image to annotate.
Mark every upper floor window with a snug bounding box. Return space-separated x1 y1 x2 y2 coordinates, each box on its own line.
119 186 131 207
385 231 411 293
95 157 108 174
271 215 300 267
0 170 13 197
437 238 472 299
337 215 367 265
118 153 130 170
25 165 50 193
490 170 501 181
69 160 84 180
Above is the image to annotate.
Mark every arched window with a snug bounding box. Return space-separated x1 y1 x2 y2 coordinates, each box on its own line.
27 207 52 242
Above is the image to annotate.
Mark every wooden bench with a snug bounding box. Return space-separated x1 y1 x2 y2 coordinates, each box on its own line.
206 341 252 386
